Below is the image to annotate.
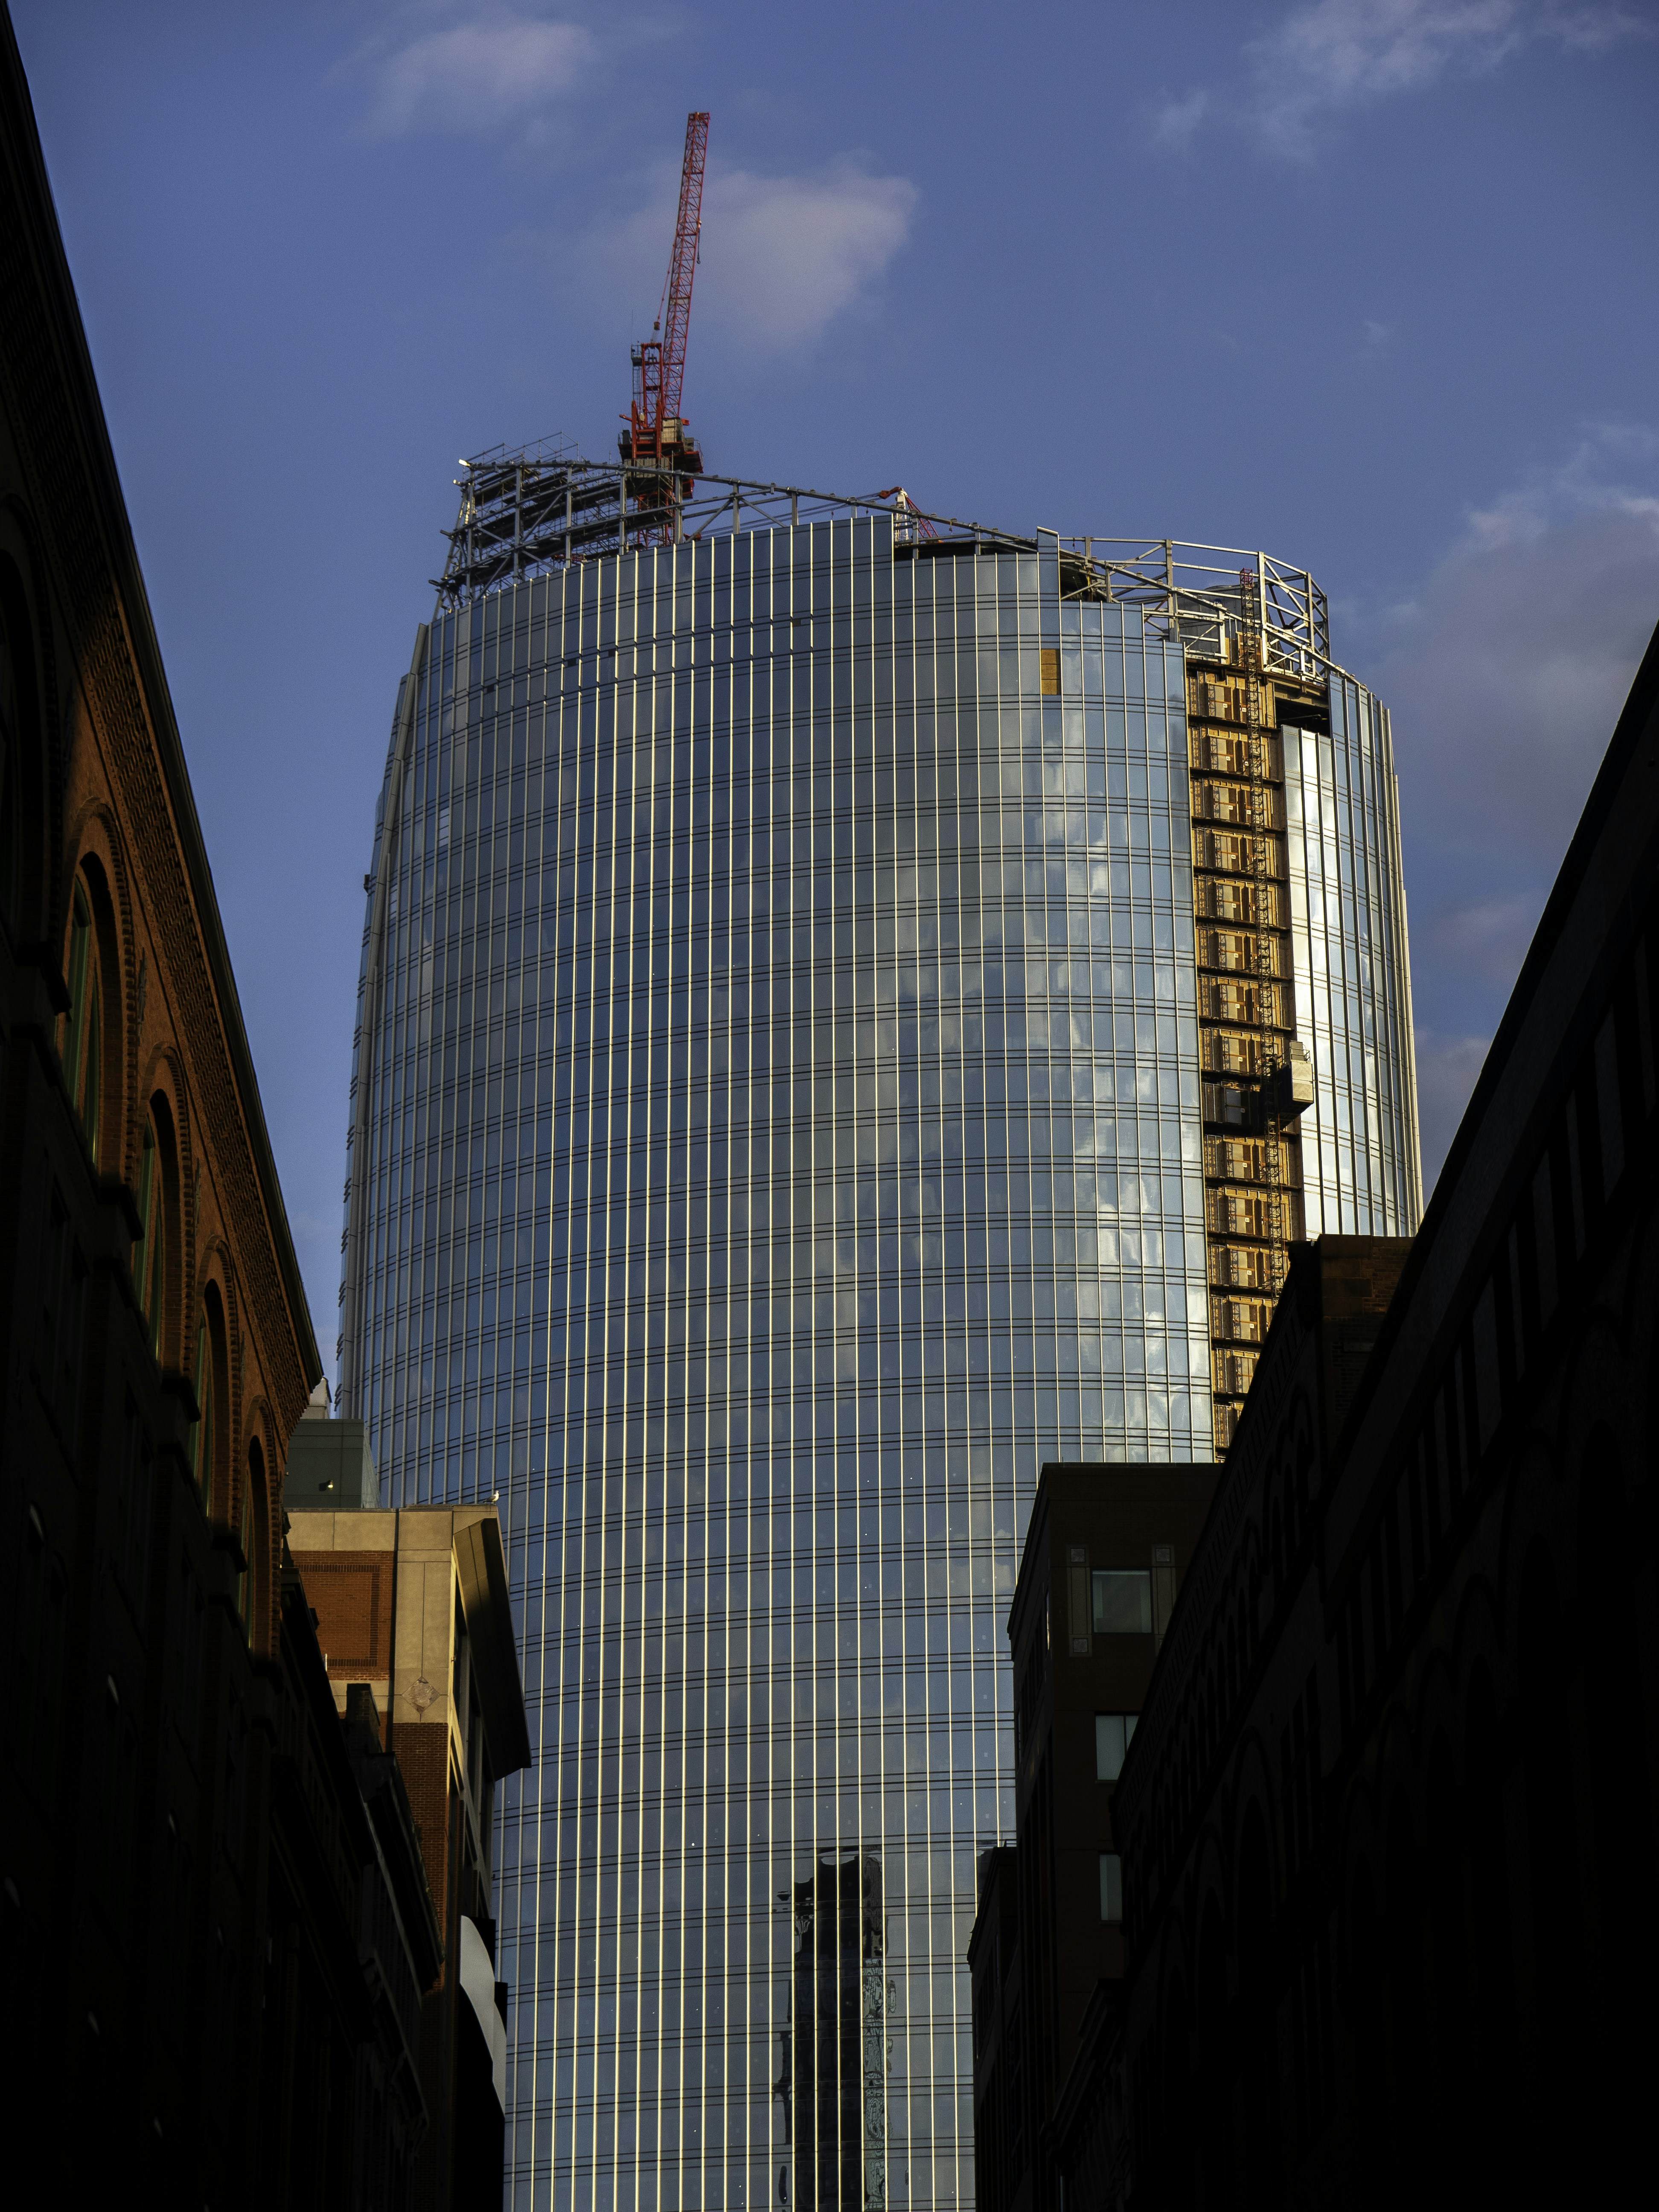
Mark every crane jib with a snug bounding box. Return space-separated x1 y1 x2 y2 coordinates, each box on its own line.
658 111 710 429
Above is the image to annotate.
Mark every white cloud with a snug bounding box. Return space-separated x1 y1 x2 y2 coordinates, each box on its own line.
1157 0 1654 160
1365 427 1659 1187
1370 424 1659 873
701 162 917 349
1258 0 1653 154
1415 1030 1492 1192
350 10 594 138
1150 90 1210 151
584 157 917 354
1458 424 1659 552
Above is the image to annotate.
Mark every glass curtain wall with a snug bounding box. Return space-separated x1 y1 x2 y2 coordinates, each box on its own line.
1281 677 1421 1240
338 512 1409 2212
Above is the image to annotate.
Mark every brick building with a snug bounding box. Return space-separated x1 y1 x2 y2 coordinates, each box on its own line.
0 15 450 2203
1 0 317 2180
289 1496 533 2207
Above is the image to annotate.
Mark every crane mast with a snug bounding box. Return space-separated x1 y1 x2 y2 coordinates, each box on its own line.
620 111 710 528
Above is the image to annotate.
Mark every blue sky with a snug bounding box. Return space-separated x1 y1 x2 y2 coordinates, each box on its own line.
14 0 1659 1356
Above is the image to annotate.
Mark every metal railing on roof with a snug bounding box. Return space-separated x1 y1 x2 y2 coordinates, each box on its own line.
1057 537 1332 679
431 443 1023 608
433 442 1346 678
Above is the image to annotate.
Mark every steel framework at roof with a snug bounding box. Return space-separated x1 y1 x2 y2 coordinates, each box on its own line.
431 448 1003 607
1066 537 1331 681
432 445 1349 680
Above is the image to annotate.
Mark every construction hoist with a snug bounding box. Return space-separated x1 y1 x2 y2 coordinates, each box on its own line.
1237 570 1287 1297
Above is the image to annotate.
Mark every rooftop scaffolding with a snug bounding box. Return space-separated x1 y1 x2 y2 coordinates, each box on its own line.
1062 538 1330 680
431 445 1018 608
433 444 1345 679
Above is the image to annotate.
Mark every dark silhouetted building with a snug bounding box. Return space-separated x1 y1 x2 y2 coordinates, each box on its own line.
265 1555 448 2210
968 1464 1219 2212
340 1677 446 2207
1033 1236 1407 2207
1083 617 1659 2207
1 5 318 2193
0 18 460 2204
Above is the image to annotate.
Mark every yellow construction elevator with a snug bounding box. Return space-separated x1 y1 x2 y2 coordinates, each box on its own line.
1187 597 1321 1450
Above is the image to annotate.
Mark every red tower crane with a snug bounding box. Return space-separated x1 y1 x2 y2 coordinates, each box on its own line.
620 111 709 506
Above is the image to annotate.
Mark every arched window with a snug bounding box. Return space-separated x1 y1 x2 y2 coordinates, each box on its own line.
239 1438 262 1644
61 882 100 1154
132 1114 166 1358
191 1283 230 1522
139 1093 181 1365
190 1315 216 1516
81 955 102 1167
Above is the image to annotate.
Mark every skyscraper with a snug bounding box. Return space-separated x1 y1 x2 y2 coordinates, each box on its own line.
337 452 1419 2211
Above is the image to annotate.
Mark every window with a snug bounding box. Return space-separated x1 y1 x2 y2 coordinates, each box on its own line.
61 882 90 1097
132 1115 165 1358
238 1439 262 1645
190 1316 216 1516
1099 1852 1123 1923
61 879 104 1164
1095 1712 1140 1782
1039 647 1060 696
1066 1543 1091 1656
81 955 102 1165
1092 1569 1153 1635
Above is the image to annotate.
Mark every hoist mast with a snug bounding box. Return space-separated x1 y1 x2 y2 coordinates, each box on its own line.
1237 570 1287 1294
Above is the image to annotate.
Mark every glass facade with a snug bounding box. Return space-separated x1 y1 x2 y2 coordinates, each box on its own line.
337 509 1416 2212
1282 679 1420 1240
